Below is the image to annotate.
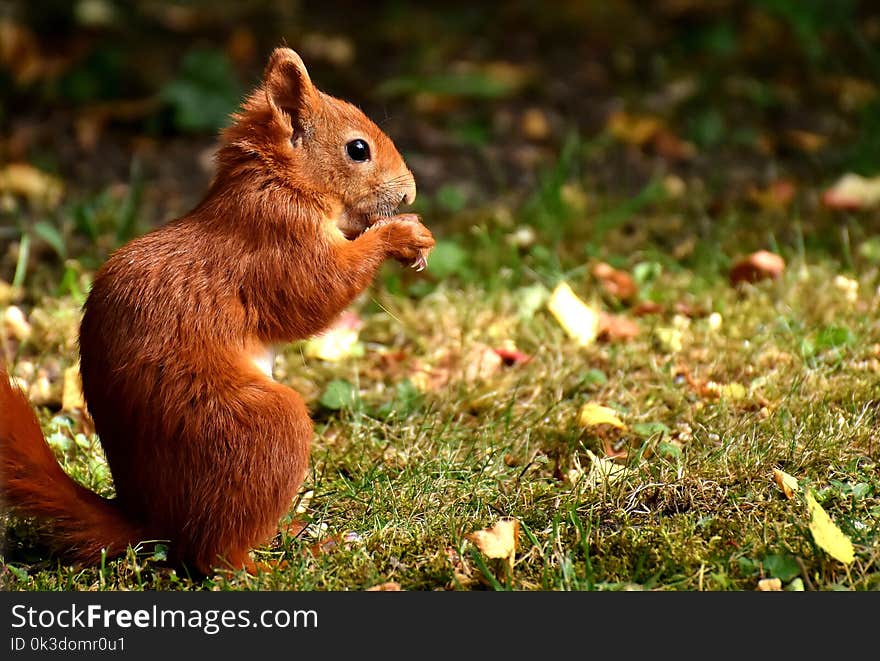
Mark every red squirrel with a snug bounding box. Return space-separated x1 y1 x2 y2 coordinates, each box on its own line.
0 47 434 575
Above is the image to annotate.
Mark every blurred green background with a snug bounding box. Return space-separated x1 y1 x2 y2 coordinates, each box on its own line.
2 0 880 284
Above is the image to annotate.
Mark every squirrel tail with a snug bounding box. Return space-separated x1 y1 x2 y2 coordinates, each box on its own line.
1 369 142 564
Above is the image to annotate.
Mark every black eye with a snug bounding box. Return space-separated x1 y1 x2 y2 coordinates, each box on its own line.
346 139 371 162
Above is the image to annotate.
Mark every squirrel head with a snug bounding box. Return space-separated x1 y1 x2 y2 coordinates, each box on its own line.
220 48 416 239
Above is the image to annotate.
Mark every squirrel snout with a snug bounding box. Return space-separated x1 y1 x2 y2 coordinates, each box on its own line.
400 176 416 206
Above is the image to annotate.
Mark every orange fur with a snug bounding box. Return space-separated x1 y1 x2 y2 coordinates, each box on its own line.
0 48 434 575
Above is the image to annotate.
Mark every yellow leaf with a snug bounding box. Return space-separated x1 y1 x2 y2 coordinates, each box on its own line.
806 492 854 564
547 282 599 347
653 327 683 352
0 163 64 209
61 363 85 412
607 110 663 146
578 402 626 430
3 305 31 341
773 469 800 499
304 311 363 361
467 517 519 571
584 450 626 487
706 381 747 400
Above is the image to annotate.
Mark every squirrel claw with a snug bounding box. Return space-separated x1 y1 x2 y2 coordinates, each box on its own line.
412 253 427 272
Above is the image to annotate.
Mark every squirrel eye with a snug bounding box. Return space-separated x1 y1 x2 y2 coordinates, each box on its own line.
345 139 371 162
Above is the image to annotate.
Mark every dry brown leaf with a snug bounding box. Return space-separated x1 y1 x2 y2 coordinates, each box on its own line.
598 312 640 341
651 128 696 161
592 262 638 301
672 301 707 318
729 250 785 285
773 469 800 499
632 300 665 316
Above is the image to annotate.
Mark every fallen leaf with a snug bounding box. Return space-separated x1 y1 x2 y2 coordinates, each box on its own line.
822 173 880 210
521 107 550 140
592 262 638 301
833 275 859 303
61 364 85 412
3 305 31 341
806 492 855 564
757 577 783 591
748 180 796 210
547 282 599 347
294 490 314 515
632 300 665 316
607 110 663 146
653 327 683 352
651 128 696 161
578 402 626 430
704 381 747 400
821 75 878 111
304 311 364 361
598 312 640 341
584 449 627 486
366 581 402 591
409 342 503 392
0 163 63 210
663 174 686 198
461 343 504 382
307 535 342 557
514 283 550 320
467 517 519 573
671 302 706 318
773 469 800 499
729 250 785 285
784 129 827 153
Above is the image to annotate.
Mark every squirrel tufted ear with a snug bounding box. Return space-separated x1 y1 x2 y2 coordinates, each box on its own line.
263 48 317 134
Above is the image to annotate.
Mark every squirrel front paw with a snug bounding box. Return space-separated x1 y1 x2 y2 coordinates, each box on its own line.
372 214 435 271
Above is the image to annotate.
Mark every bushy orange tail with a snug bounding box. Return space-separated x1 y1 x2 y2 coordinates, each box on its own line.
0 369 142 564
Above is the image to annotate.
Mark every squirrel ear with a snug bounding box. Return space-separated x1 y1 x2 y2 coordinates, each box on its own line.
263 48 317 134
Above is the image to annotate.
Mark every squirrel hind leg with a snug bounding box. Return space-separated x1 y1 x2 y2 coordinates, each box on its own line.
175 381 313 577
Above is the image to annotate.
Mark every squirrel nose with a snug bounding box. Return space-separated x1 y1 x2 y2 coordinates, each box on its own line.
400 175 416 206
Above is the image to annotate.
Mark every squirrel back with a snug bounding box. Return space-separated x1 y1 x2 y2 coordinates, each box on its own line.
1 47 434 575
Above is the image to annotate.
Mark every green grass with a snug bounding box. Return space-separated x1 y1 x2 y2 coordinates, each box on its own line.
2 171 880 592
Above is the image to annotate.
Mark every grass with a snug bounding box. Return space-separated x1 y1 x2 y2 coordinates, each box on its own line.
2 159 880 592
